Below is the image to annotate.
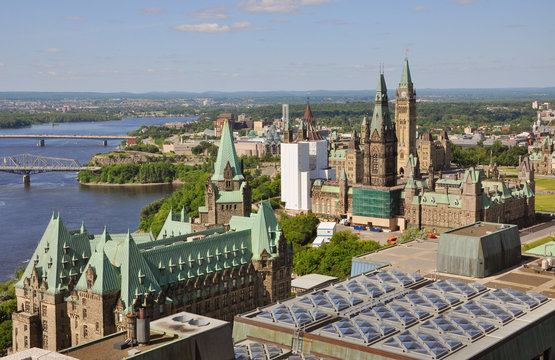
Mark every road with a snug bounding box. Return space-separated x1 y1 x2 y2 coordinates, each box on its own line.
520 217 555 244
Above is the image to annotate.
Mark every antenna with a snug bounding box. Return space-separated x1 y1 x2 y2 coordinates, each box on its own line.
405 47 409 58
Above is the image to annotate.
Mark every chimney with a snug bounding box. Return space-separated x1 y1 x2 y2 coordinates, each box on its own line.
137 307 150 346
126 314 137 346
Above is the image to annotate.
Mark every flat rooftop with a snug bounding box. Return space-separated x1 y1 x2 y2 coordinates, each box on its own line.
357 239 439 275
62 331 176 360
291 274 338 291
446 222 512 237
234 269 554 360
61 312 230 360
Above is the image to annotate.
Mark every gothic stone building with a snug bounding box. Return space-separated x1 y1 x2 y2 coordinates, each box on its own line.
529 136 555 175
404 157 535 232
12 202 292 352
198 119 251 228
395 57 417 175
11 117 291 353
416 131 451 173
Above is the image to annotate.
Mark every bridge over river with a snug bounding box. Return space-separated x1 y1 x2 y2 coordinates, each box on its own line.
0 134 135 146
0 154 100 185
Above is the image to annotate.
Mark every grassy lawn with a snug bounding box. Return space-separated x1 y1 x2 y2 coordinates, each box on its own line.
522 236 554 252
499 167 518 173
535 178 555 192
535 193 555 213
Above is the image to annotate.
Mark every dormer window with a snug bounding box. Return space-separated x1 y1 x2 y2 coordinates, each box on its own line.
170 265 175 273
44 244 49 253
87 280 93 289
179 262 185 271
198 257 204 266
233 249 239 257
48 258 52 269
160 268 165 276
63 242 70 254
189 260 195 268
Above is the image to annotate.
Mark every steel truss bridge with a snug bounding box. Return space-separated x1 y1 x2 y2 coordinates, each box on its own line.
0 154 100 185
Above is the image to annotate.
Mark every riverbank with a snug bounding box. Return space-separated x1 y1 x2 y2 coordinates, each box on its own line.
78 179 184 187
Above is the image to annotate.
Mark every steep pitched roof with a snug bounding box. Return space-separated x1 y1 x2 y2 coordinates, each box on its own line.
463 167 481 184
16 214 93 295
399 57 412 88
156 207 192 240
212 120 244 181
117 232 160 312
370 73 395 141
75 241 120 295
302 103 314 121
340 169 347 181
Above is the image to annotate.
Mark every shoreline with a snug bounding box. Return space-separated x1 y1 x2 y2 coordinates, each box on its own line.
78 179 184 187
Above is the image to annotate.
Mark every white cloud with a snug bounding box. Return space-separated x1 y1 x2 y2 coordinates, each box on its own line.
0 62 4 67
189 6 228 20
141 7 165 16
173 23 232 33
412 5 435 12
237 0 299 13
64 16 86 21
42 48 62 53
237 0 330 13
173 22 261 33
232 73 240 77
146 68 155 73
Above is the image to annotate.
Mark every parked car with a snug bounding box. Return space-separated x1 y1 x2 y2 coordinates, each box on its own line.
370 227 382 232
386 236 398 245
427 232 436 239
353 225 366 230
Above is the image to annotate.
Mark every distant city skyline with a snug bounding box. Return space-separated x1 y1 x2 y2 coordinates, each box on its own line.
1 0 554 92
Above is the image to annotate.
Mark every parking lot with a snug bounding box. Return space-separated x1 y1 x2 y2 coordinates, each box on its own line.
335 224 403 245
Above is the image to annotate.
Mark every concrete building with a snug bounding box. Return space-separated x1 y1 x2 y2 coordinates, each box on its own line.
233 268 555 360
281 103 335 211
213 113 235 137
437 222 521 278
290 274 338 294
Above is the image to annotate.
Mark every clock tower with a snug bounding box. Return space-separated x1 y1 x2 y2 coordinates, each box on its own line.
395 57 416 175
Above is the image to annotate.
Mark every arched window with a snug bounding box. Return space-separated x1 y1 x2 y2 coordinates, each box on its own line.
372 154 378 172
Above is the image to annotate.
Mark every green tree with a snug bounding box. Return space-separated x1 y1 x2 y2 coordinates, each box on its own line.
293 231 381 278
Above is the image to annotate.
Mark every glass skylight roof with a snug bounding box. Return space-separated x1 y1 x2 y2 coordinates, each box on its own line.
383 329 463 359
255 303 330 327
234 341 284 360
318 316 396 344
422 279 487 300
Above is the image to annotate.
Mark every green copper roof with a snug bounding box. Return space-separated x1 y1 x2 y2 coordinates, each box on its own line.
542 136 553 147
230 201 281 261
340 169 347 181
463 167 481 184
75 242 120 295
370 73 395 141
329 149 346 159
405 173 417 189
216 184 246 204
284 121 291 131
361 115 368 126
212 120 244 182
157 207 192 240
118 232 160 312
405 153 418 168
399 57 412 88
16 214 93 295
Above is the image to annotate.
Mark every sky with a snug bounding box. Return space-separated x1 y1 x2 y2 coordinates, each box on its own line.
0 0 554 93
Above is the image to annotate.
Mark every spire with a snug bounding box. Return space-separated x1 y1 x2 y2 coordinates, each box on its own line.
80 220 87 234
361 115 368 126
370 73 395 141
400 57 412 88
211 119 244 182
303 102 314 121
340 169 347 181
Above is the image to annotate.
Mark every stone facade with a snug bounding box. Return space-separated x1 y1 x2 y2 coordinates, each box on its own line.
416 131 451 172
395 58 417 175
11 120 291 353
404 158 535 231
529 136 555 175
199 120 252 227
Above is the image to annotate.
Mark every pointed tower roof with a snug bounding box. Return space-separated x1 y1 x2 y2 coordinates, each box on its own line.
118 231 160 313
340 169 347 181
370 73 395 141
399 57 413 88
303 102 314 121
347 130 359 150
250 201 280 260
406 172 417 189
211 120 244 182
361 115 368 126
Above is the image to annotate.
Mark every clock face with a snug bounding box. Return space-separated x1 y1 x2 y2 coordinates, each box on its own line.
401 91 407 97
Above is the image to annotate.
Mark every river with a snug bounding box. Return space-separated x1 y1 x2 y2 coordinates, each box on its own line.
0 116 195 281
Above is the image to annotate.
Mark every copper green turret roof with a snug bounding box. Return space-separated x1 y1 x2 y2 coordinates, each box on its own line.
340 169 347 181
399 57 412 88
370 73 395 141
212 120 244 181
